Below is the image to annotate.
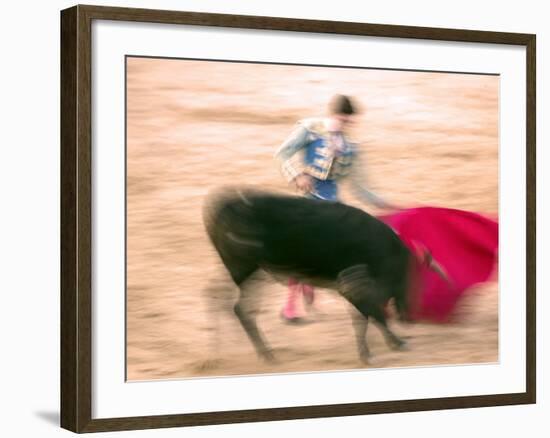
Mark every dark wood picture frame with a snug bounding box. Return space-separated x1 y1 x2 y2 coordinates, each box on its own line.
61 4 536 433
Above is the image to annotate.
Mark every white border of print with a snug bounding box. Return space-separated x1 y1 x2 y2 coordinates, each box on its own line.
92 20 526 419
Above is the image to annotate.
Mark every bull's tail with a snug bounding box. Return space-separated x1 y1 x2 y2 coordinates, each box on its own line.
202 187 262 285
202 187 230 245
202 187 260 245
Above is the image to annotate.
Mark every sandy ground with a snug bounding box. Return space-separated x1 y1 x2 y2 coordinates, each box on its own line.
126 58 499 381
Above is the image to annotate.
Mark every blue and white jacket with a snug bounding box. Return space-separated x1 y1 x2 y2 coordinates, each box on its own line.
275 117 391 207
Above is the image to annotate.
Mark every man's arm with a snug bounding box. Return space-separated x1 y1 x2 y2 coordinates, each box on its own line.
349 149 398 210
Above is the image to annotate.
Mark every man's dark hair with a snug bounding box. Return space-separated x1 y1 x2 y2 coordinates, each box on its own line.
329 94 356 115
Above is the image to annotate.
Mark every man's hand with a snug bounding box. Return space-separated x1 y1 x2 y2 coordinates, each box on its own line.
294 174 314 192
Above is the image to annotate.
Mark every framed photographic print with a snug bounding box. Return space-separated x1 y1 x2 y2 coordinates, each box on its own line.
60 4 536 433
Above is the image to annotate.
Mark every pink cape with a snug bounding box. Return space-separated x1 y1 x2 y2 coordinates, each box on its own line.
379 207 498 322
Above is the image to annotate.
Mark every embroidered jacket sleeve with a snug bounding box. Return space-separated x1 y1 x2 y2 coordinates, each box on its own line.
274 124 311 181
349 149 394 210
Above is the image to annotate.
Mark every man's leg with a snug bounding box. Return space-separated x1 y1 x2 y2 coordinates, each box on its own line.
282 278 303 321
302 283 315 306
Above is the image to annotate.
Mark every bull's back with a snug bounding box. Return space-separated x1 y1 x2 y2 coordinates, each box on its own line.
204 189 408 281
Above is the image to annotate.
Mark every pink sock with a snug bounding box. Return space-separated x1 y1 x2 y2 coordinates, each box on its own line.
282 278 302 319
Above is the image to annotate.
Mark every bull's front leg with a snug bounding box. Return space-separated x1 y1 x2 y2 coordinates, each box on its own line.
338 264 407 360
349 309 371 364
338 265 375 363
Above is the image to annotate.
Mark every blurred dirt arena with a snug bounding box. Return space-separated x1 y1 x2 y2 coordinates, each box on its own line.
126 57 499 381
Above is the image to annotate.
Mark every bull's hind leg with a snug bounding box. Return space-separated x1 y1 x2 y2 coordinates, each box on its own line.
337 265 406 360
233 273 275 362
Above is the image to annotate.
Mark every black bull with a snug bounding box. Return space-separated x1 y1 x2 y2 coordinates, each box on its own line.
203 189 412 363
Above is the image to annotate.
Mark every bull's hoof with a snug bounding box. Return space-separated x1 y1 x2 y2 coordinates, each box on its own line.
391 340 409 351
359 352 373 365
260 349 277 363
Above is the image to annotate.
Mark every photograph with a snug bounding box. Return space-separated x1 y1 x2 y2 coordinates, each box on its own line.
125 57 500 381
